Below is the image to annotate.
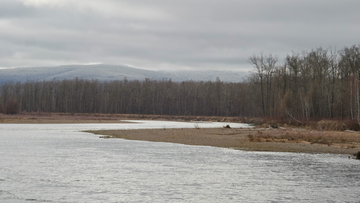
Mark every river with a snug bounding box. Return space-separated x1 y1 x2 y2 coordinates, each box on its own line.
0 121 359 202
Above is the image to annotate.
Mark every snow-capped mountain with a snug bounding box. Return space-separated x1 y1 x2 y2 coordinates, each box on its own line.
0 64 248 84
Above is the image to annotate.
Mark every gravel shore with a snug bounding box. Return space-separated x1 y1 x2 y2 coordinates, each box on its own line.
87 128 360 155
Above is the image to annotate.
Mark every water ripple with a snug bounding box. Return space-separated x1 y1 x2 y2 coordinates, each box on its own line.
0 122 359 202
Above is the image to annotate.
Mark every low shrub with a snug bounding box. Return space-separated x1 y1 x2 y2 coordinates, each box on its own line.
317 120 344 131
343 120 360 131
245 118 264 126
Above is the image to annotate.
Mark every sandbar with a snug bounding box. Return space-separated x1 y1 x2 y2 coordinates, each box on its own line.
87 127 360 155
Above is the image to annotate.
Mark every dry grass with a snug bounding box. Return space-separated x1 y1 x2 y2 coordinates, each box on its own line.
247 128 360 149
316 119 360 131
242 117 360 132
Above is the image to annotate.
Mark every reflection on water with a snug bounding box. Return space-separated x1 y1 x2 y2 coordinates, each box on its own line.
0 121 359 202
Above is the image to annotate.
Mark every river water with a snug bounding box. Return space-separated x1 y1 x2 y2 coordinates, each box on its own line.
0 121 359 202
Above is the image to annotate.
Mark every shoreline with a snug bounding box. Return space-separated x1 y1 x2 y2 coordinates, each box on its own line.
2 113 360 156
86 128 360 156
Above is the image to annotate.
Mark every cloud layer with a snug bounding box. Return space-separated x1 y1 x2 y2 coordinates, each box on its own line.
1 0 360 70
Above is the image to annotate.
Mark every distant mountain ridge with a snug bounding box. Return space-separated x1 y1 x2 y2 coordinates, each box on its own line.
0 64 248 84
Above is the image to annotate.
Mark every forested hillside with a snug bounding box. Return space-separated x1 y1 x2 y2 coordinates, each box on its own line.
1 45 360 122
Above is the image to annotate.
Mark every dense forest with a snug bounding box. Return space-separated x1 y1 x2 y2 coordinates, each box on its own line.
1 44 360 122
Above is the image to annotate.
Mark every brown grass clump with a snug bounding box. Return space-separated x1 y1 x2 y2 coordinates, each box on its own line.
317 120 344 131
343 120 360 131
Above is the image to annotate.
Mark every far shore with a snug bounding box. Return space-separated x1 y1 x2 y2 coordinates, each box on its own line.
0 113 240 124
87 127 360 156
0 117 130 124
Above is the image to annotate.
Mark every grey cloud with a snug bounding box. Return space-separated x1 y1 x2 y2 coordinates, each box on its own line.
0 0 359 70
0 1 34 18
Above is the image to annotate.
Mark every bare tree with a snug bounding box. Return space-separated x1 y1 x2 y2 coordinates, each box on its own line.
5 98 19 114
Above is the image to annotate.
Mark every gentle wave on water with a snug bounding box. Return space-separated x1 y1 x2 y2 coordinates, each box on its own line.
0 121 359 202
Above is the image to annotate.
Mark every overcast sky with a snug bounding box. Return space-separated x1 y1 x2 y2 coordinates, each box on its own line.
1 0 359 71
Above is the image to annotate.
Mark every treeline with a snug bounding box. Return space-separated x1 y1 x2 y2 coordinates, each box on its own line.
0 44 360 122
248 44 360 121
0 78 252 117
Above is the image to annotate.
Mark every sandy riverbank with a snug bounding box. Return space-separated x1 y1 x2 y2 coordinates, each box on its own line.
87 127 360 155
